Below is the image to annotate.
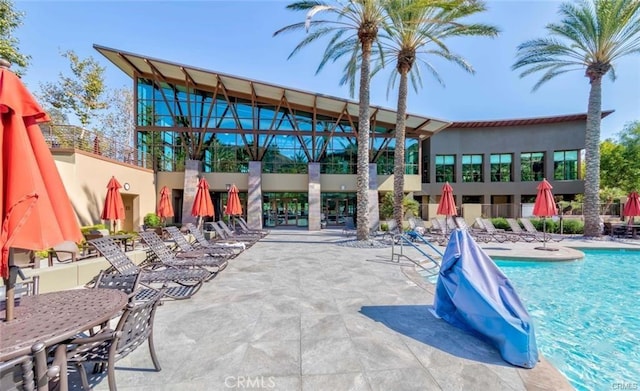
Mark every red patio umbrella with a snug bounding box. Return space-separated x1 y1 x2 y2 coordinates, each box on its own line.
1 62 82 320
437 182 457 236
156 186 174 224
191 178 214 229
101 176 125 233
225 184 243 217
623 191 640 225
533 178 558 249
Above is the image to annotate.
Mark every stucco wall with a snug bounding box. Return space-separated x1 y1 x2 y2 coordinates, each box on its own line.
52 150 155 231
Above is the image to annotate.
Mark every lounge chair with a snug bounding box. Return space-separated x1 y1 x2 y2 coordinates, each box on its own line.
62 288 164 391
164 226 239 258
218 220 263 242
185 223 248 251
505 218 536 242
454 217 492 243
88 237 208 300
233 217 269 237
476 218 510 243
520 217 564 242
138 231 227 281
479 219 514 243
206 221 258 246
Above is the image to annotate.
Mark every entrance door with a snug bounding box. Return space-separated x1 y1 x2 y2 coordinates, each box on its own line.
324 198 350 226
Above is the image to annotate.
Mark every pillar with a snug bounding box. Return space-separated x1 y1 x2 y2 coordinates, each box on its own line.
308 163 321 231
181 160 200 225
247 161 263 230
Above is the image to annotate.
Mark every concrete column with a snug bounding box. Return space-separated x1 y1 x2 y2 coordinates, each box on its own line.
247 161 263 230
368 163 380 230
181 160 200 225
308 163 321 231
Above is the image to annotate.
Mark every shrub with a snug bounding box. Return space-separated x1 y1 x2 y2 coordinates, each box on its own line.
80 224 106 235
530 218 557 233
380 192 419 220
491 217 510 230
380 223 389 232
144 213 161 227
559 219 583 234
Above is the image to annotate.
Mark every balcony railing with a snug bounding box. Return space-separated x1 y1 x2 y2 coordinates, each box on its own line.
40 124 153 169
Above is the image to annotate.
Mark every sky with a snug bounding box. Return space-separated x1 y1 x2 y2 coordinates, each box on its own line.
14 0 640 140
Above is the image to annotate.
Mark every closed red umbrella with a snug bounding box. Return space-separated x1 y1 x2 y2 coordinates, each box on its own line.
437 182 457 235
156 186 174 223
191 178 214 229
225 184 243 217
623 191 640 224
101 176 125 233
1 62 82 320
533 178 557 249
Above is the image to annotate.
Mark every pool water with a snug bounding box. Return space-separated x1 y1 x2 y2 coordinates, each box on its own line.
494 250 640 391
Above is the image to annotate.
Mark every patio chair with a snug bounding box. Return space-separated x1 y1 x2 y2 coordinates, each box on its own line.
138 231 227 281
520 217 564 242
88 237 208 300
63 288 164 391
47 241 96 267
0 341 67 391
164 226 239 259
505 218 536 242
185 223 247 251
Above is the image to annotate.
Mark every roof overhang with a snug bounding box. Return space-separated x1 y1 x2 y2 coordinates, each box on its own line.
449 111 614 128
94 44 451 138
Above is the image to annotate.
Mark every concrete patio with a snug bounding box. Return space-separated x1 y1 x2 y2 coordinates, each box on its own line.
70 228 628 390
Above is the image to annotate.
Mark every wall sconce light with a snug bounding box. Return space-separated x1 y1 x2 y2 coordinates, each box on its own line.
225 184 231 191
123 183 130 191
340 184 346 191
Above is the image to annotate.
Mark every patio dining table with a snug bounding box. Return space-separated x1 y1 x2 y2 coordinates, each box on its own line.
0 288 128 361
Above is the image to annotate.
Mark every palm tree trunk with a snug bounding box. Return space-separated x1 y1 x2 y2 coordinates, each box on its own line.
583 77 603 237
356 41 372 241
393 71 408 232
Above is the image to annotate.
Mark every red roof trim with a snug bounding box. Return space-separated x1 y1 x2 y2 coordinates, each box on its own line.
449 110 614 128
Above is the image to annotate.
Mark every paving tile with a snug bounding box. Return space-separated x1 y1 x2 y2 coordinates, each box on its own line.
301 337 362 375
302 372 371 391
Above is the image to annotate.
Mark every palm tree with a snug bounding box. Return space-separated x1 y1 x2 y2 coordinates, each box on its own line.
513 0 640 237
275 0 388 240
378 0 498 230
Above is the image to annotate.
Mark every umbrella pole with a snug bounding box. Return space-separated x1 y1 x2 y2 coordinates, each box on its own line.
543 218 547 248
4 248 17 322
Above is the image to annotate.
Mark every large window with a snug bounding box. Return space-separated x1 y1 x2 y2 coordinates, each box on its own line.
521 152 544 181
554 150 579 180
462 154 483 182
490 154 512 182
435 155 455 183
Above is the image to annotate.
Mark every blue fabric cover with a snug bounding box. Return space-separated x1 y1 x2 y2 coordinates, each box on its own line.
434 229 539 368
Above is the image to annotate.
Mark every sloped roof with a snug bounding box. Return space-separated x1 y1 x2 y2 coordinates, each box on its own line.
94 44 451 139
450 111 614 128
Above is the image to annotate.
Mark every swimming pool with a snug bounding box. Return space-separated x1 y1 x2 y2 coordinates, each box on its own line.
494 249 640 391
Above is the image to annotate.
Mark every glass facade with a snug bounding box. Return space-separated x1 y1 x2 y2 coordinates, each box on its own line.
435 155 455 183
262 192 309 227
521 152 545 181
490 153 512 182
554 150 579 180
462 154 483 182
135 78 419 174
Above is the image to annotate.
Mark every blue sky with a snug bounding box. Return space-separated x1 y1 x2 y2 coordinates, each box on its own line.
16 0 640 140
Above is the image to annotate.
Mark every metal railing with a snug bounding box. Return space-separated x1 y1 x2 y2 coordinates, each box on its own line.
40 124 153 169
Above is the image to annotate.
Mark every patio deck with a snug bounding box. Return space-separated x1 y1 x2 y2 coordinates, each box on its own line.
69 229 619 390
